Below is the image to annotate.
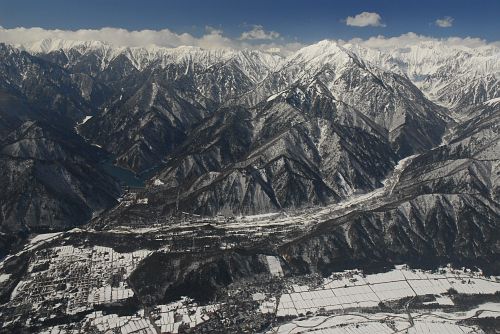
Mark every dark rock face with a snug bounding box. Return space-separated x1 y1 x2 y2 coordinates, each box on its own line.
0 44 97 125
80 78 212 172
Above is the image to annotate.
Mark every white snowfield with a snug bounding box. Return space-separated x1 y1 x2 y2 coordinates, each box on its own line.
0 230 71 272
26 232 65 250
80 115 93 125
266 255 285 277
38 298 220 334
21 38 281 78
39 311 158 334
74 115 93 135
27 264 500 334
276 267 500 317
87 312 156 334
0 273 10 283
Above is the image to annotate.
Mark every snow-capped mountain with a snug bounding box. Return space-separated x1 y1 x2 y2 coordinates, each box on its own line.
23 38 281 76
21 38 500 110
235 40 450 156
345 41 500 109
0 38 498 257
283 99 500 274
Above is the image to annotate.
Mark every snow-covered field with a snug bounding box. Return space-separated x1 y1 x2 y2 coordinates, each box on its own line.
272 302 498 334
275 266 500 317
272 313 483 334
154 299 220 333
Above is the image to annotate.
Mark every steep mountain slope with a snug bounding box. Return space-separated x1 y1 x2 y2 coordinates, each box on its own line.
235 41 450 157
84 96 499 310
32 40 281 173
80 76 213 173
280 101 500 275
30 39 280 106
0 37 498 334
0 47 123 255
2 39 459 219
26 40 452 173
93 80 398 221
22 38 500 114
348 42 500 110
0 117 120 255
0 43 98 125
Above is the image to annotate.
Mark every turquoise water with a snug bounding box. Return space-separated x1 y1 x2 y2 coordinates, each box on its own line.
100 160 145 188
99 159 164 189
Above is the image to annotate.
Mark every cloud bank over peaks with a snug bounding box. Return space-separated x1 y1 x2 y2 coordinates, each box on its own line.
0 25 303 56
343 32 499 50
0 27 498 57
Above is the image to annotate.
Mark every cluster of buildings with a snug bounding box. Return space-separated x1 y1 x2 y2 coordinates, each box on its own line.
1 245 149 327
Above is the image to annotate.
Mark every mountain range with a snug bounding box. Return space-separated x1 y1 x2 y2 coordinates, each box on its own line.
0 38 498 259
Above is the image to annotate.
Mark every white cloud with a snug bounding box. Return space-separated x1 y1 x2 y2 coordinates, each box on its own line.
345 12 386 27
0 26 202 48
239 25 280 40
0 25 303 55
342 32 495 50
204 25 224 35
435 16 454 28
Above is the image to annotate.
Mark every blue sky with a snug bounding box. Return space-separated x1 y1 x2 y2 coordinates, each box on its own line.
0 0 498 52
1 0 499 41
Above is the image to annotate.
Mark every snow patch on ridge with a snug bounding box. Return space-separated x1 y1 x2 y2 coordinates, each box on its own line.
484 97 500 105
